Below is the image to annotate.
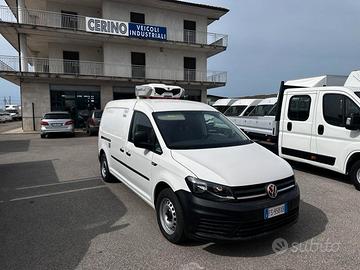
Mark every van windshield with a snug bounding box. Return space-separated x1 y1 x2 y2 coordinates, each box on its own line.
224 105 247 116
153 111 252 150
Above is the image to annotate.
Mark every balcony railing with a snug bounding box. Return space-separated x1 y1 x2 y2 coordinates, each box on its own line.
0 55 227 84
0 5 228 47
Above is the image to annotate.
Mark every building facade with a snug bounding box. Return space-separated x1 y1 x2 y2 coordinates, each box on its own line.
0 0 228 130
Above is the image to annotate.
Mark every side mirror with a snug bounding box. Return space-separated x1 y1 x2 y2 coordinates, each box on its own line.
133 130 153 150
346 114 360 130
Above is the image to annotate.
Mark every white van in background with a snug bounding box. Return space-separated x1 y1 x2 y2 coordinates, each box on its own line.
235 71 360 190
98 84 300 244
224 99 262 119
212 98 237 113
247 97 278 117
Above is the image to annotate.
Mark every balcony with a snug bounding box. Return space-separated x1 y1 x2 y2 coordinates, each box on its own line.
0 55 227 85
0 5 228 47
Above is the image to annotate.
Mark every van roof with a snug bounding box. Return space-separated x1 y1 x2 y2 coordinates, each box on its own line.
258 97 277 105
106 99 217 113
213 98 237 106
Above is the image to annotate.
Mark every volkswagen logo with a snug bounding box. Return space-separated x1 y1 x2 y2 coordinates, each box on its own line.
266 183 278 199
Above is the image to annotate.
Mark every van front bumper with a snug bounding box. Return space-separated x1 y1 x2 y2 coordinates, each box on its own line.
176 184 300 241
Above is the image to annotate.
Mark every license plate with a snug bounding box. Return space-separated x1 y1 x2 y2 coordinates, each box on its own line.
51 123 63 127
264 203 288 220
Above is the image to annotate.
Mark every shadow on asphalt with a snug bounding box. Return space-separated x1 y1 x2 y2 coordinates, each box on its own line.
0 140 30 154
203 200 328 257
0 159 128 270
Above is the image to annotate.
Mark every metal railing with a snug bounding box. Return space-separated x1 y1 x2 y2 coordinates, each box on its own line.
0 5 228 47
0 55 227 83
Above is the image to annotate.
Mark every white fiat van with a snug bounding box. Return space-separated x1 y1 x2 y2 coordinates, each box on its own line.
98 84 300 244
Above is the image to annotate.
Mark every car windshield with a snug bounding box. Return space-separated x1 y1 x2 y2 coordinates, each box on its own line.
44 113 70 119
153 111 252 150
224 105 247 116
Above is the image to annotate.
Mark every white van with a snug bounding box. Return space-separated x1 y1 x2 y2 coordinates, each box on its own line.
235 71 360 190
98 84 300 243
212 98 237 113
248 97 278 117
224 99 262 119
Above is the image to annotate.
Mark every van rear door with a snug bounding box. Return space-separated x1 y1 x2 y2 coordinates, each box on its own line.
279 91 317 160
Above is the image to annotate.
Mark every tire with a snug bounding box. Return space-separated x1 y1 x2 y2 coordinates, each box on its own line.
100 153 116 183
40 134 46 139
350 160 360 191
156 188 187 244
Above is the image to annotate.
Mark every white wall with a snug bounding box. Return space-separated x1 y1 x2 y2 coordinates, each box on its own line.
103 42 207 81
102 0 208 44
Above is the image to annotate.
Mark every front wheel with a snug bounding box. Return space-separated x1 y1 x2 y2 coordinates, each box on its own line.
156 188 187 244
350 160 360 191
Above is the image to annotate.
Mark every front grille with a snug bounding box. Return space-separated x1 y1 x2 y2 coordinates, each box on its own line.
195 208 299 239
231 176 295 201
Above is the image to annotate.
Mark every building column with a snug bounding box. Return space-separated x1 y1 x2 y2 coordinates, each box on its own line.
17 0 26 23
19 33 28 72
101 85 113 109
201 87 208 103
21 82 50 131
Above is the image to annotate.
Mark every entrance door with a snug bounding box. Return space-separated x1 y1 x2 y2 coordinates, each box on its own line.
314 91 360 170
184 20 196 43
184 57 196 81
131 52 145 78
63 51 79 74
280 92 316 158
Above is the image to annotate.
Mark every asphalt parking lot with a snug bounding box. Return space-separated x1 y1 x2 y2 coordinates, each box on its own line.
0 133 359 270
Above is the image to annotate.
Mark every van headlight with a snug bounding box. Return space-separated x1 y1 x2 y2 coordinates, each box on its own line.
185 176 235 201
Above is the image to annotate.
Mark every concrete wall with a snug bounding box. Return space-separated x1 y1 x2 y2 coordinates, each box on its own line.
21 82 50 131
102 0 208 44
46 1 101 17
103 43 207 81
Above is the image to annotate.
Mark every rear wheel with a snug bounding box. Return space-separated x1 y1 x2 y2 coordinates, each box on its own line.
156 188 187 244
100 153 116 183
40 134 46 139
350 160 360 191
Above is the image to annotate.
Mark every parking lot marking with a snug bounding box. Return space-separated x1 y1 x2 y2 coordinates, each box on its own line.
16 177 101 190
9 185 107 202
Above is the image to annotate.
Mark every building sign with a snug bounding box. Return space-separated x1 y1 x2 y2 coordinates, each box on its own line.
128 23 167 41
85 17 167 41
86 17 128 36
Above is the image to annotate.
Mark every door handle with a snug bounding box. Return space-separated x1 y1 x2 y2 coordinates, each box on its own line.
287 122 292 131
151 161 158 166
126 151 131 157
120 148 124 153
318 124 324 135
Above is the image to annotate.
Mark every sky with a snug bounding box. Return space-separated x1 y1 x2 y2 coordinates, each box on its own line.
1 0 360 102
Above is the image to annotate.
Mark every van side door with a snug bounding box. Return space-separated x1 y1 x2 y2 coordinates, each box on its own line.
280 92 317 159
314 91 360 171
124 111 158 202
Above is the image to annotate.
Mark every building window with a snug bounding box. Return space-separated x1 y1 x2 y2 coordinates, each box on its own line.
184 57 196 81
63 51 79 74
61 10 78 29
184 20 196 43
130 12 145 24
288 95 311 121
131 52 146 78
323 94 360 127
